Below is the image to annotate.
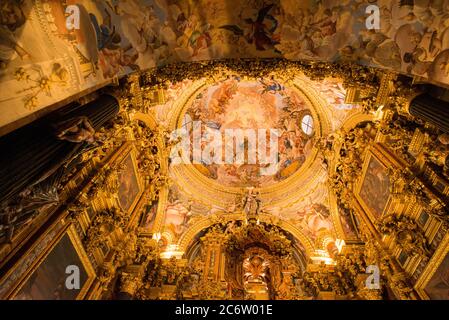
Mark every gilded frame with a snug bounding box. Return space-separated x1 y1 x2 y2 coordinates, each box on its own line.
113 144 144 216
414 233 449 300
354 147 393 224
138 189 165 235
8 223 96 300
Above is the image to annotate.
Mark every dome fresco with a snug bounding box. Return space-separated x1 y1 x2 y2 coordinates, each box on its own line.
184 78 314 187
154 72 361 248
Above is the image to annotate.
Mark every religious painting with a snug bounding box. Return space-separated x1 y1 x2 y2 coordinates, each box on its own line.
0 0 171 129
164 200 191 240
117 152 141 213
338 206 359 240
292 202 334 243
306 78 358 111
358 155 391 220
163 185 193 241
397 251 409 267
140 199 159 232
424 252 449 300
12 227 94 300
418 212 430 228
182 77 314 188
161 183 217 243
269 196 335 244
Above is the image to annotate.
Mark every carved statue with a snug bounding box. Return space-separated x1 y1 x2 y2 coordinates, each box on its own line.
54 116 97 143
241 187 261 219
243 255 270 283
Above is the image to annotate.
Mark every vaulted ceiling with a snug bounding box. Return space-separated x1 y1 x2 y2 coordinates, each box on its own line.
1 0 449 133
144 71 367 259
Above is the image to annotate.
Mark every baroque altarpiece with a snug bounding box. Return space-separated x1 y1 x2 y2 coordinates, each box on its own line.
1 59 448 300
1 0 449 302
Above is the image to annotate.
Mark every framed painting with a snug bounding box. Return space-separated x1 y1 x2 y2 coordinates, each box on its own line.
117 150 142 214
338 205 360 241
415 234 449 300
355 151 392 223
11 225 95 300
330 190 359 242
139 199 159 232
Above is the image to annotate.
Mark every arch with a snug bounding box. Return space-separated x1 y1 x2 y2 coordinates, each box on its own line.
177 213 315 258
131 112 158 129
341 113 374 132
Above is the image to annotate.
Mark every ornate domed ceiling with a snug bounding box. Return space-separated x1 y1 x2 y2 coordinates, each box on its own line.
140 68 368 258
184 77 314 187
2 0 449 303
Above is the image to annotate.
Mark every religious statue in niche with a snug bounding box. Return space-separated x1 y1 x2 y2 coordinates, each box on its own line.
241 187 261 219
242 250 273 300
243 255 270 284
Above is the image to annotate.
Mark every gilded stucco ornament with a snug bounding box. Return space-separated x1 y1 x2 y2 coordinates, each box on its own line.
7 54 449 301
141 60 379 93
377 213 432 260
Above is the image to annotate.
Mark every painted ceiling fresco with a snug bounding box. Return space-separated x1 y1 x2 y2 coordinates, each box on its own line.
149 74 359 251
295 75 362 129
163 163 336 248
2 0 449 131
263 173 334 244
185 78 313 187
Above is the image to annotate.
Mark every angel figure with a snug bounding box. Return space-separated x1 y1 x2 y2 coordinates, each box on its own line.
54 116 96 143
219 4 280 52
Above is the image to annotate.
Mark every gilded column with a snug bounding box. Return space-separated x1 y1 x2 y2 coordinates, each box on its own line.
201 232 227 282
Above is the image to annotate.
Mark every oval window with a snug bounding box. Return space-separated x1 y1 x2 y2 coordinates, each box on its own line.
301 114 314 136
